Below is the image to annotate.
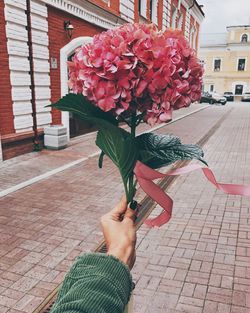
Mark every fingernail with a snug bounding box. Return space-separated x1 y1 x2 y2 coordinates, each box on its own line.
130 200 137 210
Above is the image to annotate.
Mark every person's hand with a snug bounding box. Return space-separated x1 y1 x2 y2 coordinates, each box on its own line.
101 196 137 269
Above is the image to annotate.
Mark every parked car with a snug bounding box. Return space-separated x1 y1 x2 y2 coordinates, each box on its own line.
200 92 227 105
211 92 227 105
241 92 250 102
223 92 234 101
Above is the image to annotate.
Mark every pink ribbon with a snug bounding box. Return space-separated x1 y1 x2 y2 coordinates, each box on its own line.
134 161 250 227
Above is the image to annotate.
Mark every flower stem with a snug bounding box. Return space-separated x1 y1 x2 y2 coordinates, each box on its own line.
128 113 137 202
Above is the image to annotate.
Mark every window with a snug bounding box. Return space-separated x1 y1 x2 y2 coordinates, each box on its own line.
210 85 214 92
190 26 197 49
241 34 248 42
214 59 221 71
177 14 183 30
235 84 243 95
171 7 178 28
200 59 206 70
150 0 158 24
200 59 205 66
139 0 147 18
238 58 246 71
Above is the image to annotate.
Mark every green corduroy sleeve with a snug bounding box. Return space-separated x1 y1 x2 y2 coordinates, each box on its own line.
51 253 133 313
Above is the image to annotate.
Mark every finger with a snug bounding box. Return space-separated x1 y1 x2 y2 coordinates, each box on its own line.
110 195 127 215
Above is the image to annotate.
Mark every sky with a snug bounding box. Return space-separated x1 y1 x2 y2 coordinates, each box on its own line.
200 0 250 34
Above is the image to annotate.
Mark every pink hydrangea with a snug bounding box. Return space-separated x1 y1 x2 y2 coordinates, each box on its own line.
68 23 203 125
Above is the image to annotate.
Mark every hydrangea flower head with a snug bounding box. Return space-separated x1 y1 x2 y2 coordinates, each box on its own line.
68 23 203 125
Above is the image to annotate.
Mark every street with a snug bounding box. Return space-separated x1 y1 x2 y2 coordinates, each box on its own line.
0 102 250 313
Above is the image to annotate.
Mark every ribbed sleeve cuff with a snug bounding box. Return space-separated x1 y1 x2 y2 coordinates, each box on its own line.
72 253 133 303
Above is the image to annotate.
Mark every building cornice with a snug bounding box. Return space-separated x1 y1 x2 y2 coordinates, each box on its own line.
183 0 204 23
40 0 126 29
200 44 250 51
227 25 250 30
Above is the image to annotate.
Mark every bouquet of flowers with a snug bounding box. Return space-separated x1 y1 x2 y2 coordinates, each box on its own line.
51 23 205 226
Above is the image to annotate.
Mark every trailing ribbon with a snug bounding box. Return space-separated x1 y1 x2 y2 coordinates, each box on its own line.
134 161 250 227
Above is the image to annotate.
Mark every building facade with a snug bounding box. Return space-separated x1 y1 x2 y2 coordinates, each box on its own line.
0 0 204 161
199 25 250 97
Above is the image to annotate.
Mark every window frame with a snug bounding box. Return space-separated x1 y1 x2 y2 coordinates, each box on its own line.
150 0 158 25
241 33 248 43
213 58 221 72
237 58 246 71
235 84 244 95
139 0 147 18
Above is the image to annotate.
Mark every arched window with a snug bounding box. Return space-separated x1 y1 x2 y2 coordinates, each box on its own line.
241 34 248 42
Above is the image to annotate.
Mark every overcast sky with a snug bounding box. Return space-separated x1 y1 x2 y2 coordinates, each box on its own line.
200 0 250 34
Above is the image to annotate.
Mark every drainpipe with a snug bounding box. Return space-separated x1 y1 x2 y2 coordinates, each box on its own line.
26 0 40 151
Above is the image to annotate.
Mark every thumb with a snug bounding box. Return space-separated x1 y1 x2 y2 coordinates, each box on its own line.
111 195 127 215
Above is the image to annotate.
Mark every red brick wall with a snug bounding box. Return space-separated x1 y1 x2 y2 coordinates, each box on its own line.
134 0 139 22
0 1 14 135
47 6 104 124
88 0 120 15
157 0 163 30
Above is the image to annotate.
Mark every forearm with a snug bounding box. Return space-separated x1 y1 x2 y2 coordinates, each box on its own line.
51 253 133 313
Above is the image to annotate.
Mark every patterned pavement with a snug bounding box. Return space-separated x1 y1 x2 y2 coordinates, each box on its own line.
132 103 250 313
0 103 250 312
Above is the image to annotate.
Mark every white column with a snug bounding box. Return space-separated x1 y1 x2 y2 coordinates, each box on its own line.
4 0 33 132
31 0 51 128
185 10 191 40
4 0 51 133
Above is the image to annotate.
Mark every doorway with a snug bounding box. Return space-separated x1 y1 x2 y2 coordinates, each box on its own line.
60 36 93 139
67 52 97 138
235 84 243 95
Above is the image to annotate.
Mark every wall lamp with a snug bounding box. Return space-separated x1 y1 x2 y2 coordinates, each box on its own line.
64 21 74 39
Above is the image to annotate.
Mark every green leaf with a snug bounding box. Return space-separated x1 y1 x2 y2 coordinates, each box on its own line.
49 93 138 201
136 133 207 168
96 125 138 202
98 151 105 169
48 93 118 127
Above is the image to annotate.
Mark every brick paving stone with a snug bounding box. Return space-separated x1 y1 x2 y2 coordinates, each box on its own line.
132 104 250 312
0 305 8 313
1 289 24 302
1 103 250 312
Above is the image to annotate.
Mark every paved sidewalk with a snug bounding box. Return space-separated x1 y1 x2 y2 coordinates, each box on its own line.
0 103 248 313
132 103 250 313
0 103 206 193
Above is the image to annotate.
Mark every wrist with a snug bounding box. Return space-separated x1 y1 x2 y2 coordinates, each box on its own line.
107 245 133 266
